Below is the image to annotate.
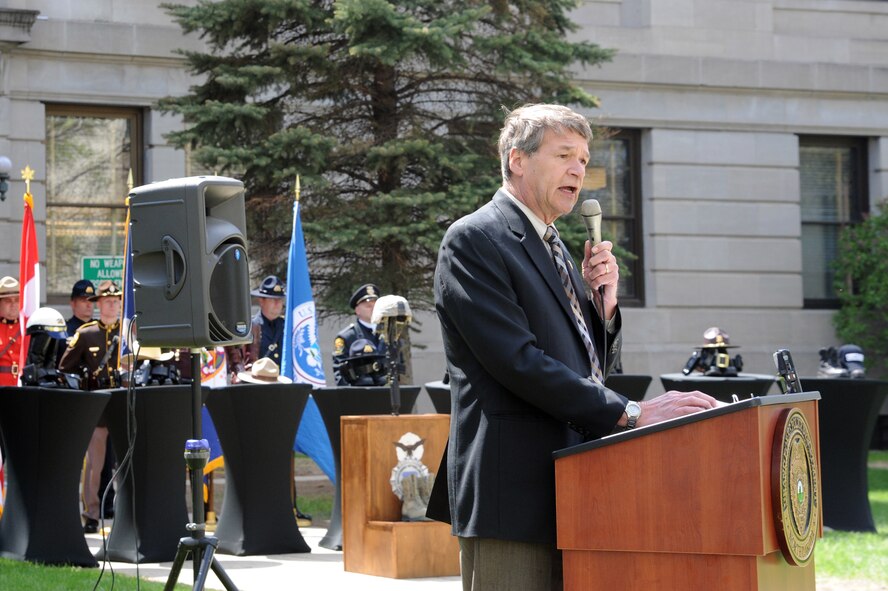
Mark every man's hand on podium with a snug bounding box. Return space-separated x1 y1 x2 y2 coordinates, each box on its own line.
618 390 719 429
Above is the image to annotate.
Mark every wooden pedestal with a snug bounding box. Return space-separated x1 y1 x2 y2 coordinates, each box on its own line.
341 414 459 578
554 393 822 591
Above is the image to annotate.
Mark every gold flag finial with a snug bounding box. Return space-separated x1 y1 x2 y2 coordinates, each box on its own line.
21 165 35 195
295 175 301 202
127 168 134 192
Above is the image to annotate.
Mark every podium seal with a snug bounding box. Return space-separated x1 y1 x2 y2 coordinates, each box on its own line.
771 407 819 566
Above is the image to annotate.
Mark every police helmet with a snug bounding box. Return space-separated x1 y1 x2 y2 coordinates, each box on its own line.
26 307 68 339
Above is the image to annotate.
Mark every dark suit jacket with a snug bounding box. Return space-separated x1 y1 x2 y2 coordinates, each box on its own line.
429 190 627 546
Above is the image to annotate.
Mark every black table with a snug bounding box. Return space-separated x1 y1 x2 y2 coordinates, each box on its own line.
801 377 888 532
312 386 421 551
0 386 110 566
659 373 776 404
96 385 195 562
205 382 312 555
605 374 652 402
423 381 451 414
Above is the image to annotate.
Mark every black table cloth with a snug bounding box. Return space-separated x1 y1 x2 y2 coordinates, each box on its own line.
205 382 312 555
423 381 451 414
312 386 421 551
604 374 652 402
801 377 888 532
96 385 195 562
0 386 110 566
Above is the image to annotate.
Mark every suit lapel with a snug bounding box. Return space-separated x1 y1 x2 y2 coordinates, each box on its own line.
493 191 581 337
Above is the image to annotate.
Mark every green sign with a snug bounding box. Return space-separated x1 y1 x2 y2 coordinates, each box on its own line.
82 256 124 283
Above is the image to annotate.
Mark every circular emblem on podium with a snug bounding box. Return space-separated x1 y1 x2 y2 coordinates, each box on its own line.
771 407 819 566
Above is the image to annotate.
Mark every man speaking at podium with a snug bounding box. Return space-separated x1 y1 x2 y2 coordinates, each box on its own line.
430 104 717 591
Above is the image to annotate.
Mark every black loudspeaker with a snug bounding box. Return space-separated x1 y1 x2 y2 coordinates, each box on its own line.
129 176 252 348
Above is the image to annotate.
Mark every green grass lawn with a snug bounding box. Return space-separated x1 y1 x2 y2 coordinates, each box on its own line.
815 450 888 583
0 559 191 590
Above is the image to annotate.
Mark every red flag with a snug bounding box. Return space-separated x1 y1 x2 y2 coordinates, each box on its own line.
18 189 39 381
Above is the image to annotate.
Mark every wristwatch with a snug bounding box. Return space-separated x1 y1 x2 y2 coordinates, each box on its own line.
625 401 642 429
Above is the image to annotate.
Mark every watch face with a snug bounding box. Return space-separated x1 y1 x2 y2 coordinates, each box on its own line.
627 401 641 418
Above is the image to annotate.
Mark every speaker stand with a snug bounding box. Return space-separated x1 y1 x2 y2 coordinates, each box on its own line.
163 350 238 591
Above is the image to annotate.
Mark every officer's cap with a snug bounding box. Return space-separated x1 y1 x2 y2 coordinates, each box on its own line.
349 283 380 309
88 280 123 301
838 344 866 377
251 275 286 299
70 279 96 300
347 338 383 360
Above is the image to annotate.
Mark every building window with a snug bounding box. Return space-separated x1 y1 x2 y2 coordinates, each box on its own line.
45 104 142 298
799 136 868 308
581 129 644 305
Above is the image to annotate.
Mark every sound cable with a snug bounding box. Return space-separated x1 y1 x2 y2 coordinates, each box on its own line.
91 314 142 591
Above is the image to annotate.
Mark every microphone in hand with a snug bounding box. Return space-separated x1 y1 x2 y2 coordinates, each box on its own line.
580 199 602 247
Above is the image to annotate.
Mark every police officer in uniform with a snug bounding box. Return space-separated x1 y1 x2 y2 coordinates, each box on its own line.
66 279 96 335
248 275 286 365
332 283 388 386
59 279 122 532
56 279 95 365
0 276 22 387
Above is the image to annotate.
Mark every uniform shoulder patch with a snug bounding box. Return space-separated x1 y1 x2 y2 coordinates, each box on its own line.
333 337 346 356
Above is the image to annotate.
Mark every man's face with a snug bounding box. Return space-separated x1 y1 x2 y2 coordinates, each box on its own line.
71 296 94 322
0 296 19 321
355 299 376 323
508 129 589 224
96 296 121 324
258 297 285 320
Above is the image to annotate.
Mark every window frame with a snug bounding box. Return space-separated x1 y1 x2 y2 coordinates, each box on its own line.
44 103 143 302
798 135 869 310
582 128 645 307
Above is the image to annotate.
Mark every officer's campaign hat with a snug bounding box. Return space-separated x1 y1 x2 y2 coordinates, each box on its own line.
0 276 19 298
250 275 286 299
70 279 96 300
700 326 738 349
88 280 123 301
349 283 380 309
237 357 292 384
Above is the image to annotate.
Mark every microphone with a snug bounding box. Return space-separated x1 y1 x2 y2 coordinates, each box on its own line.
580 199 602 247
579 199 608 380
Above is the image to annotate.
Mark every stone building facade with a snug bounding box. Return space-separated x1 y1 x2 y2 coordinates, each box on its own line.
1 0 886 389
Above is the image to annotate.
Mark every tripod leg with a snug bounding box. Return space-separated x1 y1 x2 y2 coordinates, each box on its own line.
163 540 193 591
192 543 202 585
209 552 240 591
189 538 239 591
193 542 215 591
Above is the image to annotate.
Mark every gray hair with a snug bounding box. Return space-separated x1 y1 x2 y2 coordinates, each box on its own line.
498 104 593 181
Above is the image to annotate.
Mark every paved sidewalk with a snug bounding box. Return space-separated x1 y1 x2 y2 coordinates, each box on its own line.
86 526 461 590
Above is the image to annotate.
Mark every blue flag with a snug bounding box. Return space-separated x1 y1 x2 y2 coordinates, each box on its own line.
281 199 335 483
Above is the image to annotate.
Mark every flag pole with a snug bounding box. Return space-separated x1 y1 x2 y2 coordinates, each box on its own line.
118 169 133 369
18 165 39 384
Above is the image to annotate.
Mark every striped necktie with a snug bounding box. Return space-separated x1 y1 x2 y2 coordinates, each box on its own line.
543 225 604 383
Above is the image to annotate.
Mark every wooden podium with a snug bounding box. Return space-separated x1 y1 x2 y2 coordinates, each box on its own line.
554 392 822 591
341 414 459 578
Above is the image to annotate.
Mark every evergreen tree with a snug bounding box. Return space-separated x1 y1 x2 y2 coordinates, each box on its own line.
160 0 613 314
